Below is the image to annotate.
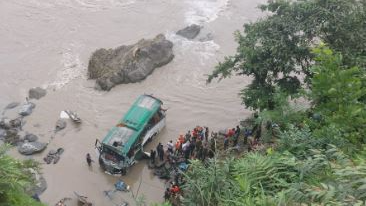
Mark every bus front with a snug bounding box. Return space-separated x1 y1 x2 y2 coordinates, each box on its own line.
96 126 137 175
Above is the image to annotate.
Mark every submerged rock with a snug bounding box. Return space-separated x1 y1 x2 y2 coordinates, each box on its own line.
4 102 20 110
55 119 67 131
176 24 201 39
29 87 47 100
88 34 174 90
18 141 47 155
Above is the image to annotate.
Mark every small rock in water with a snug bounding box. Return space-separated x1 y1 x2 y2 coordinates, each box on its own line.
28 87 47 100
24 133 38 142
19 102 36 116
55 119 67 131
18 141 47 155
176 24 201 39
4 102 20 110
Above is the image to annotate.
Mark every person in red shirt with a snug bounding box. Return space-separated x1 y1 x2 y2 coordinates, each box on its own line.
170 184 180 194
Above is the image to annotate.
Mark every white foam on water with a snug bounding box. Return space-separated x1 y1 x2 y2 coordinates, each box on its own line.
184 0 230 25
165 32 220 89
45 43 86 90
166 32 220 65
24 0 135 11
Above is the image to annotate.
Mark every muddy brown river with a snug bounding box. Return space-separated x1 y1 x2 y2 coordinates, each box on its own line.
0 0 266 205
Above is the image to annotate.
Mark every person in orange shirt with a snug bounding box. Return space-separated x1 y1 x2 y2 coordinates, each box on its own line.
175 140 181 154
178 134 185 144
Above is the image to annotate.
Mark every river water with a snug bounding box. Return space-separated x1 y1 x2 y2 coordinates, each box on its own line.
0 0 266 205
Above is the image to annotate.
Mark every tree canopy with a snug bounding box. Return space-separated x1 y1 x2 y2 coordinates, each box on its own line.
208 0 366 111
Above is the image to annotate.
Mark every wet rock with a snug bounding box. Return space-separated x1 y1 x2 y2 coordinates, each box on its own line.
0 117 23 129
18 141 47 155
198 33 214 42
10 117 23 128
43 148 64 164
88 34 174 90
176 24 201 39
28 87 47 100
24 133 38 142
55 119 67 131
19 102 36 116
3 129 20 145
0 118 12 129
4 102 20 110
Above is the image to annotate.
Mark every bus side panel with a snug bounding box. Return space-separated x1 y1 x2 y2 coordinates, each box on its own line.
142 117 166 146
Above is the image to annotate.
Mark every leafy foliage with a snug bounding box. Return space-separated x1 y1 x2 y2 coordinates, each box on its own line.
309 46 366 143
208 0 366 111
181 157 235 206
0 145 44 206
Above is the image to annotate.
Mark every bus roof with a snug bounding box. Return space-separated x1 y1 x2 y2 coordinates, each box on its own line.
102 95 163 155
122 95 162 130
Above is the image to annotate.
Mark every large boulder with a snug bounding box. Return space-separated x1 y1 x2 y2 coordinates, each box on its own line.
18 141 47 155
176 24 201 39
88 34 174 90
29 87 47 100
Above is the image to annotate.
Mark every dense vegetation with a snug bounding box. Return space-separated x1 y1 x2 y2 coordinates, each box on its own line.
177 0 366 205
0 145 44 206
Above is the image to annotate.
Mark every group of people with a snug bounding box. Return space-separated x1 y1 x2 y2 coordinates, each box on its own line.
150 126 216 166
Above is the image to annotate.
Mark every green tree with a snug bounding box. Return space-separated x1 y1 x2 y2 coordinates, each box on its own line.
208 0 366 111
309 46 366 143
0 145 44 206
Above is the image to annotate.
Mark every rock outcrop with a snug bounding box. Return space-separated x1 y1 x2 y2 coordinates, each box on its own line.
29 87 47 100
88 34 174 90
176 24 201 39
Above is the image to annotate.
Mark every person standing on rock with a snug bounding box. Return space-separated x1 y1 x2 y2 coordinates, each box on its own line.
86 153 93 166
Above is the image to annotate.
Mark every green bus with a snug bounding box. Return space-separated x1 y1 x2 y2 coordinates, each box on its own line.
95 95 166 175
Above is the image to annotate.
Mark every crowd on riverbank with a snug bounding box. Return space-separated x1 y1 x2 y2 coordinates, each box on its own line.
147 124 263 205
